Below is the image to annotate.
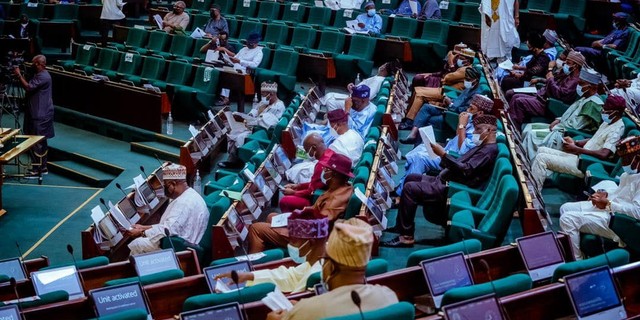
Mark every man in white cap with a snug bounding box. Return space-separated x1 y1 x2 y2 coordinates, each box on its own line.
127 163 209 255
266 218 398 320
355 2 382 36
219 81 285 169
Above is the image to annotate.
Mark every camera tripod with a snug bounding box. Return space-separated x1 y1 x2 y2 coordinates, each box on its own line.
0 83 23 130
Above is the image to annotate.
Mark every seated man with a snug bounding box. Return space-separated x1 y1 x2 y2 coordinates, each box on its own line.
217 32 264 106
507 50 586 130
223 209 330 293
162 1 190 34
247 153 354 254
346 84 377 139
411 43 469 89
396 95 494 195
530 95 627 192
355 2 383 36
324 0 365 10
521 67 604 160
328 109 365 166
501 32 551 92
322 61 400 112
495 29 558 83
267 218 399 320
199 30 236 59
384 0 421 16
401 67 481 132
219 82 285 169
202 5 228 38
611 75 640 112
382 115 499 247
559 135 640 260
419 0 441 20
127 164 209 255
576 12 631 67
280 133 334 213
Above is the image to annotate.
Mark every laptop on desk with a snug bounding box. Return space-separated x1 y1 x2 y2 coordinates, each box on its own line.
564 266 627 320
516 231 565 282
442 294 504 320
180 302 244 320
90 282 152 319
31 265 85 300
0 257 27 282
420 252 474 309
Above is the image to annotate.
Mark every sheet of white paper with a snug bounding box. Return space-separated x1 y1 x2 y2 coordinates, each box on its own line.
133 175 147 207
208 110 216 122
418 126 438 159
153 14 163 29
345 19 359 29
591 180 618 194
498 59 514 71
235 252 267 262
188 125 199 138
512 87 538 94
190 27 205 39
205 50 220 63
108 200 132 230
409 0 418 14
314 0 323 7
90 205 105 225
270 212 292 228
224 111 247 132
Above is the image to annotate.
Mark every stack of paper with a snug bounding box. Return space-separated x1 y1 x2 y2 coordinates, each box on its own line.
418 126 438 159
262 288 294 311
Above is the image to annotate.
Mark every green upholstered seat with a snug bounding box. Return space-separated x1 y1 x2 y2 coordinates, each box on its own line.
406 239 483 267
209 248 285 267
232 0 258 18
41 256 109 271
157 35 195 59
124 56 167 86
303 6 332 28
334 35 376 81
236 19 263 40
448 175 519 249
104 52 143 81
18 290 68 308
136 30 170 55
521 0 553 11
458 3 481 26
447 143 510 198
306 258 389 288
188 0 213 13
111 27 149 51
173 66 220 121
84 48 121 75
320 301 415 320
311 30 346 56
255 49 299 92
20 3 45 19
441 274 532 306
262 23 289 47
52 4 79 21
409 20 449 71
276 2 307 25
60 43 98 71
387 16 418 39
215 0 234 13
256 1 281 21
551 249 630 282
610 214 640 258
89 308 149 320
284 26 317 51
183 282 276 311
104 269 184 287
151 60 193 92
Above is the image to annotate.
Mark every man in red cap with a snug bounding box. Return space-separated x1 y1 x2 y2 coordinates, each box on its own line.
560 135 640 260
247 153 354 254
327 109 364 166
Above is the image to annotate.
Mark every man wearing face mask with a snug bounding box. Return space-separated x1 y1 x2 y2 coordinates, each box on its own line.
395 95 494 197
219 82 284 169
127 164 209 255
327 109 364 166
216 32 264 106
559 136 640 260
382 115 499 247
520 67 603 160
199 30 236 58
507 50 585 130
266 218 398 320
162 1 189 33
576 12 631 68
355 2 382 36
530 95 627 192
280 133 334 213
401 67 481 132
501 32 551 92
323 0 365 10
345 84 376 139
202 5 228 38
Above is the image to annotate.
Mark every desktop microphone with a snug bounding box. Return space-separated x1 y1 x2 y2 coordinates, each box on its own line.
67 244 86 294
115 183 129 199
10 277 22 311
15 241 24 261
350 290 365 320
458 230 477 282
153 154 164 167
99 198 110 212
139 166 149 180
231 270 248 319
479 259 497 294
164 228 176 253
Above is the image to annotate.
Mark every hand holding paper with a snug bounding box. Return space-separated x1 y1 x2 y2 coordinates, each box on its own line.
418 126 439 159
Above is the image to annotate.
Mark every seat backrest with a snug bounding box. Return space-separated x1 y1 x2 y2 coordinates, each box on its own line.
526 0 553 11
190 0 213 12
226 16 239 38
374 0 400 11
20 3 45 19
305 6 332 26
125 27 150 48
257 1 281 20
289 26 317 48
52 4 79 20
551 249 630 282
95 48 121 70
439 1 458 21
557 0 585 15
316 30 346 53
259 46 273 68
332 8 361 29
165 61 193 85
139 56 166 80
234 0 258 17
280 2 307 23
183 282 276 311
75 44 98 66
419 19 449 42
190 13 210 31
192 38 210 59
270 49 299 75
477 175 518 241
192 65 220 92
406 239 483 267
146 30 170 52
347 35 377 60
169 35 195 56
621 29 640 58
116 52 143 74
344 183 364 219
199 196 231 261
216 0 234 14
263 23 289 44
458 3 480 25
320 302 415 320
238 19 264 40
441 274 533 306
475 157 513 209
389 16 418 38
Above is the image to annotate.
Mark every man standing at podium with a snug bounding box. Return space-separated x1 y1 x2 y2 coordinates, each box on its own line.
14 54 54 177
127 164 209 255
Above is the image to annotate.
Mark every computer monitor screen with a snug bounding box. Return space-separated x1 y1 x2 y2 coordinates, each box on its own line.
517 231 564 270
31 265 85 300
565 266 625 319
180 302 244 320
131 249 180 277
443 294 504 320
0 258 26 282
117 198 138 220
203 261 252 293
420 252 473 308
0 305 21 320
90 282 150 318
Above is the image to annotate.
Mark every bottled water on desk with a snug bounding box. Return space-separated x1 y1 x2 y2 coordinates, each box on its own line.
166 112 173 135
194 170 202 196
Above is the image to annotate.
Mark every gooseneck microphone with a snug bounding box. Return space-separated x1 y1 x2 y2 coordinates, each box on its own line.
115 183 129 198
231 270 248 319
10 277 22 310
140 166 149 180
351 290 365 320
164 228 176 253
67 244 86 293
99 198 110 212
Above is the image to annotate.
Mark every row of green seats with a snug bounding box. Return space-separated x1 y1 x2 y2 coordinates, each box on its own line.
606 25 640 80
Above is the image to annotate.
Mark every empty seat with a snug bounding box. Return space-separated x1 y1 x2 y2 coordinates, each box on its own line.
458 3 481 26
84 48 121 75
150 60 193 91
410 20 449 70
124 56 167 85
285 26 317 50
255 49 299 92
334 35 377 81
52 4 79 21
232 0 258 18
136 30 170 55
312 30 346 55
104 51 144 80
277 2 307 24
189 0 213 13
20 3 45 19
256 1 281 21
387 16 418 39
261 23 289 47
173 66 221 120
303 6 332 27
157 34 195 59
111 27 149 50
237 19 264 40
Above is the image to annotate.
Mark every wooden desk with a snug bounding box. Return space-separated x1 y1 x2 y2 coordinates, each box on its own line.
447 24 481 50
0 256 50 302
0 131 45 217
48 68 164 133
374 38 413 63
217 68 255 113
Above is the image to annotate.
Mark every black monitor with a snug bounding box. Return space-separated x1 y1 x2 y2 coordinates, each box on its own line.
90 282 151 318
180 302 244 320
420 252 474 308
0 257 27 282
516 231 564 282
442 294 504 320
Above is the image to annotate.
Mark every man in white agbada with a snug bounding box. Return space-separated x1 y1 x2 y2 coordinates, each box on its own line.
560 135 640 260
480 0 520 61
127 164 209 255
217 32 264 106
327 109 364 166
219 81 285 169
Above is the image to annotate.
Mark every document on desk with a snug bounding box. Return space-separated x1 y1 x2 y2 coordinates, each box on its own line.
224 111 247 132
91 206 106 241
108 200 132 230
153 14 163 29
133 174 147 208
344 20 369 35
419 126 438 159
270 212 292 228
512 87 538 94
205 50 220 63
409 0 418 14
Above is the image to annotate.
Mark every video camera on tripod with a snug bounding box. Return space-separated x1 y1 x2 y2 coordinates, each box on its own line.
0 51 26 90
0 50 25 129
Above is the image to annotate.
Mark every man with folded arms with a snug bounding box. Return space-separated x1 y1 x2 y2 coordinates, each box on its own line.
267 218 399 320
382 115 499 247
559 136 640 260
162 1 189 33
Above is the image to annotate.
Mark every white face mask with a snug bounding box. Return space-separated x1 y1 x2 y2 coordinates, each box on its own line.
601 114 612 124
457 59 465 68
576 84 585 97
261 95 269 105
556 59 565 68
622 165 637 175
307 146 316 161
472 133 483 145
287 242 308 264
463 80 473 89
562 64 571 75
367 9 375 16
